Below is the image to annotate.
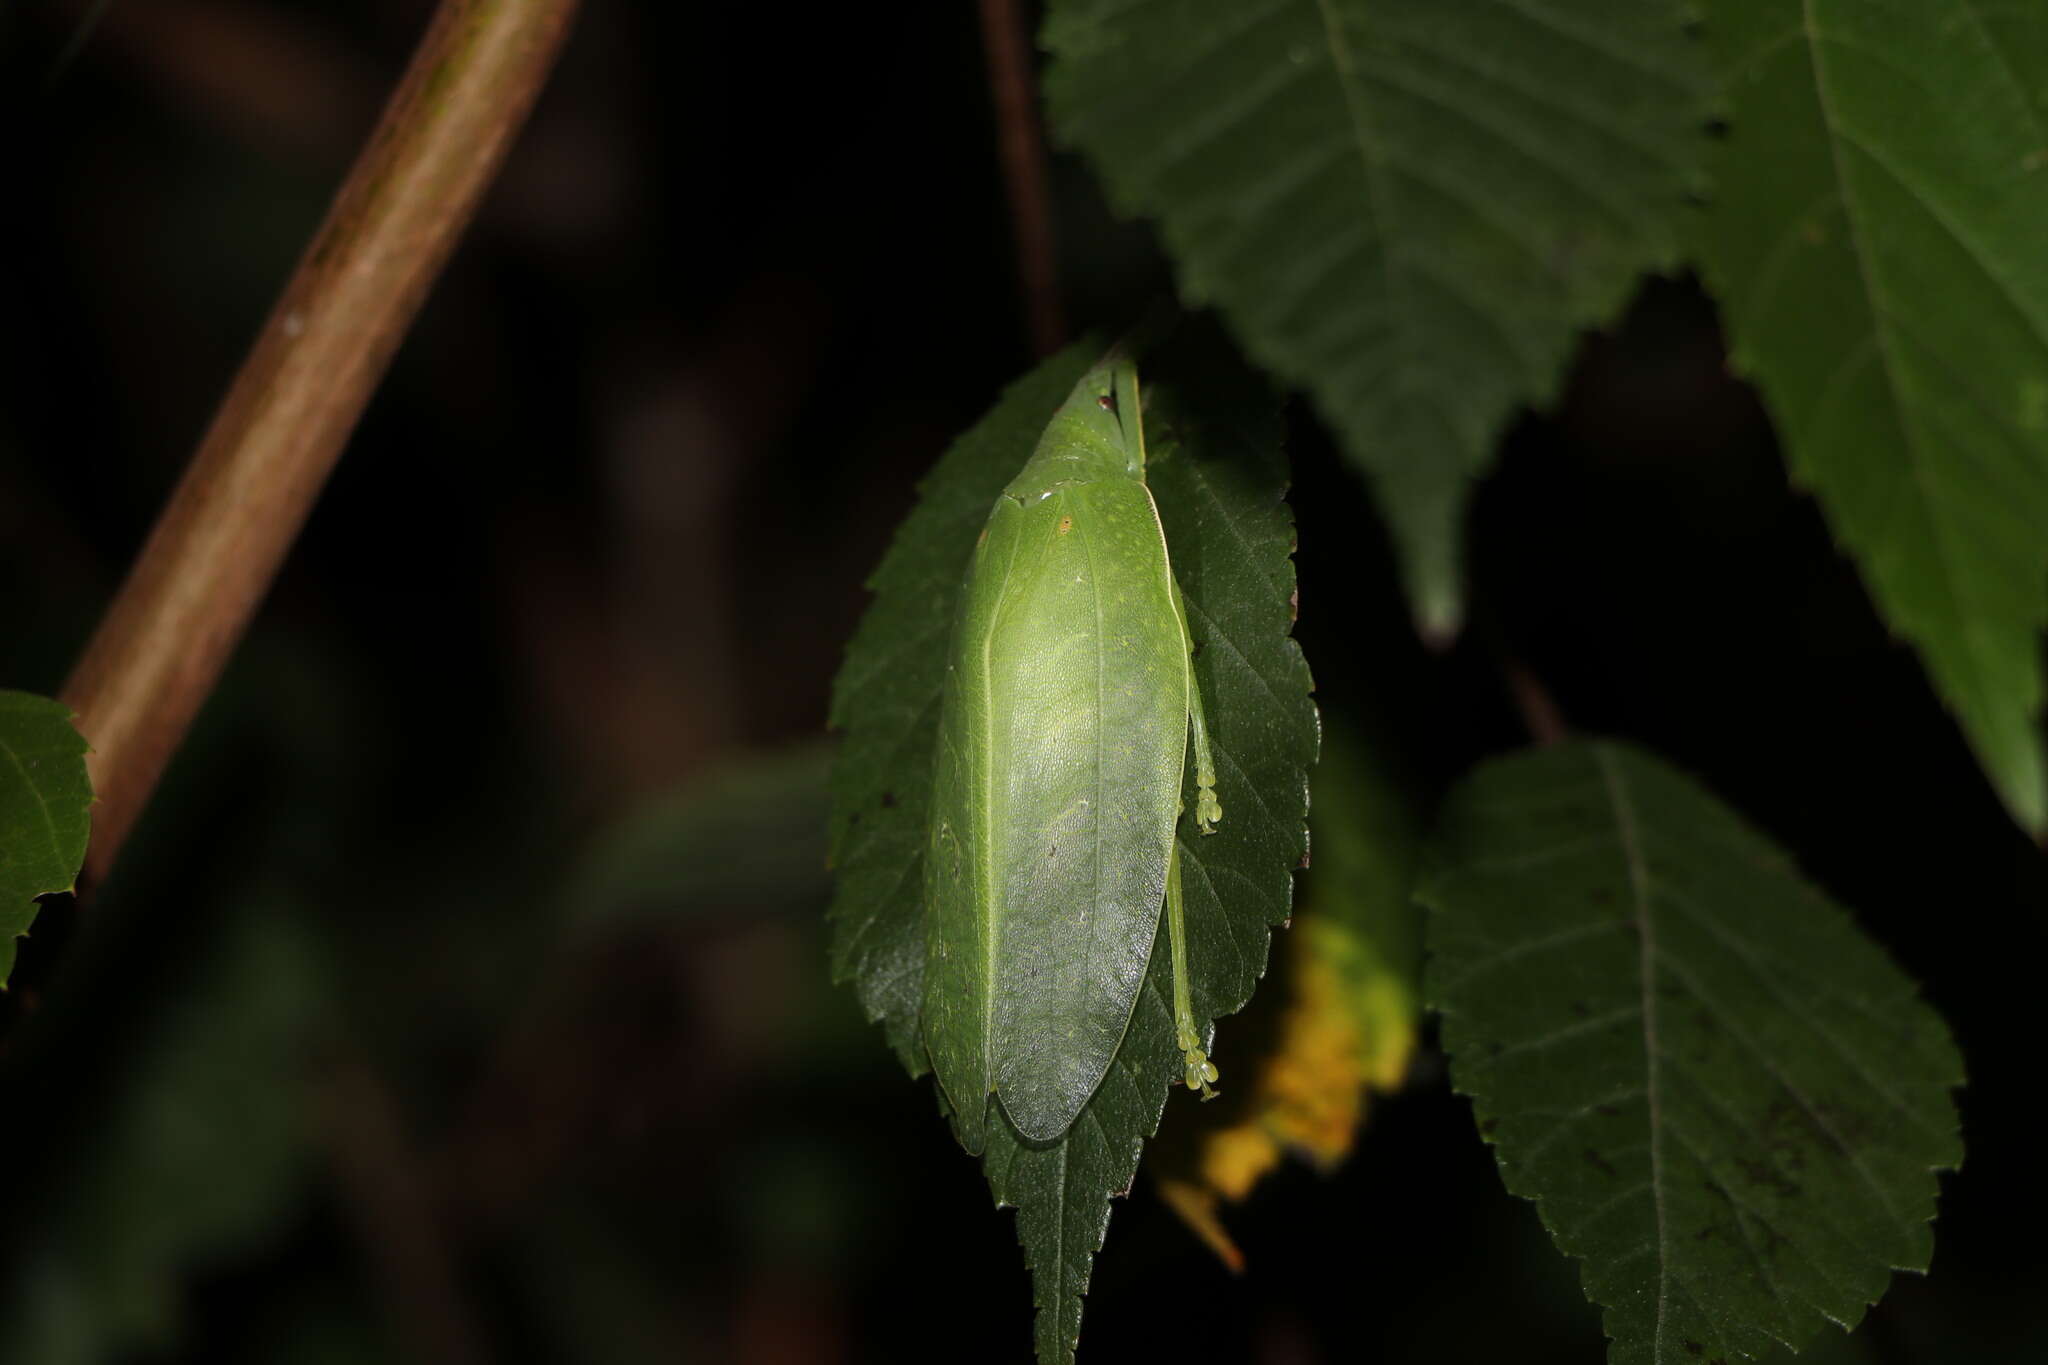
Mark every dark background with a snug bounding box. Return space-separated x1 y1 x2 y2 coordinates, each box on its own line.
0 3 2041 1362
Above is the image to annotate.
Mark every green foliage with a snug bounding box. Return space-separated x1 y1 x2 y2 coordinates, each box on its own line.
24 0 2045 1353
1698 0 2048 837
0 690 91 986
1422 742 1962 1365
828 337 1314 1363
1042 0 1711 634
566 744 833 932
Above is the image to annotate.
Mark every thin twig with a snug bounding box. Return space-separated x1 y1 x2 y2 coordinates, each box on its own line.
61 0 581 885
1502 654 1568 749
320 1049 491 1365
977 0 1067 358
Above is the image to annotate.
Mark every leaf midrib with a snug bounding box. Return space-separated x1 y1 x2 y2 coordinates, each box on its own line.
1796 0 2048 744
1596 746 1931 1355
1595 745 1671 1361
1310 0 1414 395
1797 0 1976 672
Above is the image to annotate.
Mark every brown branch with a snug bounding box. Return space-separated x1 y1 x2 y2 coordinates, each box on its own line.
61 0 581 885
977 0 1067 358
1502 655 1568 749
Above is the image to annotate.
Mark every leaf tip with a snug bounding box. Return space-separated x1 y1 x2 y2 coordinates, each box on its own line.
1413 592 1464 654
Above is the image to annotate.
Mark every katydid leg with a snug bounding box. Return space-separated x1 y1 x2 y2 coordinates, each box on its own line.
1170 576 1222 833
1165 840 1220 1098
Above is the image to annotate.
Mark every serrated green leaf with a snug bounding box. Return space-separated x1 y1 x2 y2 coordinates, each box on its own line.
1697 0 2048 836
827 335 1314 1363
1422 742 1962 1365
1042 0 1710 634
0 689 92 986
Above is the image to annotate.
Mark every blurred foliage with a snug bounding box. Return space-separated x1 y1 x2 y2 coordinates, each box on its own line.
565 742 833 933
0 896 322 1363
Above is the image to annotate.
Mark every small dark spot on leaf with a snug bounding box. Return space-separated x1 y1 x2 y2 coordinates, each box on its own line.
1594 1104 1619 1118
1570 1000 1590 1018
880 791 897 809
848 812 861 826
1705 116 1729 140
1480 1118 1499 1137
1584 1148 1616 1178
1048 843 1058 858
1097 392 1116 412
1684 1342 1703 1358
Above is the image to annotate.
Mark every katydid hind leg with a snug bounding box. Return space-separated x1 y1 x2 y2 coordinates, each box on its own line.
1171 574 1221 833
1165 840 1220 1099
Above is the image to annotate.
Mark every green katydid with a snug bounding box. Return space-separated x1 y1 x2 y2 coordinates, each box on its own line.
923 348 1223 1151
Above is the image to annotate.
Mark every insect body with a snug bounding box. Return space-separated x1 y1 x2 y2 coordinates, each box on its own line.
924 353 1221 1151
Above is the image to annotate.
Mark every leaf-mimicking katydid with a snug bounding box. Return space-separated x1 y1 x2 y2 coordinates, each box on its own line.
923 349 1223 1152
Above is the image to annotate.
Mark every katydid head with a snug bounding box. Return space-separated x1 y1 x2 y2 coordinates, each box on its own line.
1006 357 1149 494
